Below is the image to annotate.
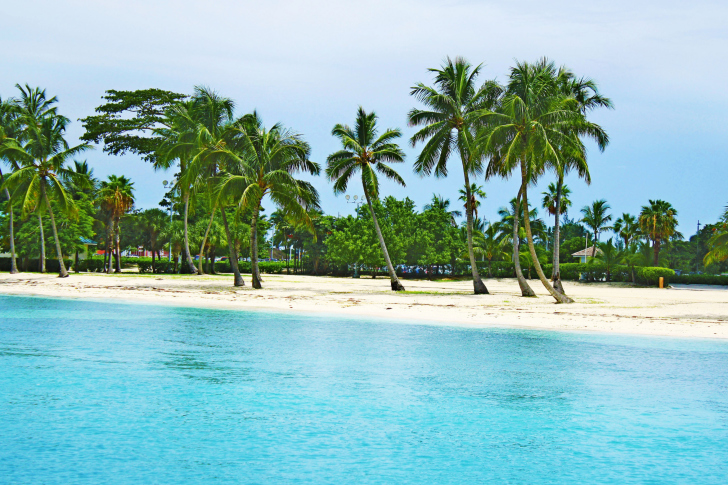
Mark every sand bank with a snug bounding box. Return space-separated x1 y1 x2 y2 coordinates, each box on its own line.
1 272 727 339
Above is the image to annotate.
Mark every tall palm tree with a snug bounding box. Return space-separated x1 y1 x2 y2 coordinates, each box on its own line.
216 112 320 289
639 200 679 266
482 59 609 303
580 200 612 258
0 96 20 273
458 183 486 220
326 107 406 291
613 213 640 248
548 69 611 292
542 182 572 291
98 175 134 273
407 57 501 295
423 194 461 226
595 238 620 282
1 86 91 277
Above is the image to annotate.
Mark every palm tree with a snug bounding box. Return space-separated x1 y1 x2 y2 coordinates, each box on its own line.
407 57 501 295
1 86 91 277
542 182 572 291
0 96 20 273
326 107 406 291
613 213 639 247
482 59 609 303
703 206 728 267
595 238 620 282
497 197 536 295
98 175 134 273
423 194 461 226
580 200 612 258
138 208 168 273
620 243 641 284
216 112 320 289
548 69 611 292
474 221 507 277
458 183 486 220
639 200 679 266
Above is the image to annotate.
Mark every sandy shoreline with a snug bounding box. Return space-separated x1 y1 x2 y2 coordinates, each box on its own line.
1 272 727 339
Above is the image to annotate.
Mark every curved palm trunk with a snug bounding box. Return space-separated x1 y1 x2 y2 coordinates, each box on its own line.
41 183 68 278
512 188 536 297
463 171 488 294
551 174 565 294
197 206 216 274
251 203 262 289
520 165 572 304
114 219 122 273
181 191 198 275
363 183 404 291
220 208 245 287
0 169 19 274
38 214 46 273
105 221 113 274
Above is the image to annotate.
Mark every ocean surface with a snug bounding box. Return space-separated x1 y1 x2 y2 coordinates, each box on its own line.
1 294 727 484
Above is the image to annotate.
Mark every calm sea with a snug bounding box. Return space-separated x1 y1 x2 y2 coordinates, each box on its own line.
1 294 727 484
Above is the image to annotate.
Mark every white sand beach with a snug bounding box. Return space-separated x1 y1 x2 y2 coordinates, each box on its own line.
1 272 726 339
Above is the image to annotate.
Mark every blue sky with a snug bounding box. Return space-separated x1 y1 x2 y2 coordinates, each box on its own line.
2 0 726 235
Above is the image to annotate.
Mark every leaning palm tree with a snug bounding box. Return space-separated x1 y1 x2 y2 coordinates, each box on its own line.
98 175 134 273
1 87 91 277
408 57 501 295
423 194 461 226
497 197 536 296
612 213 639 248
639 200 679 266
580 200 612 258
216 112 320 289
481 59 608 303
0 96 20 273
326 107 406 291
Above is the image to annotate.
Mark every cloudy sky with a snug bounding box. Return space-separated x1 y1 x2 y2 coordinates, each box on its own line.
2 0 726 234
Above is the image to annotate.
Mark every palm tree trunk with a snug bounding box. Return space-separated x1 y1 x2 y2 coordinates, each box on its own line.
152 248 156 273
0 168 19 273
653 240 660 266
182 191 198 275
74 249 79 273
520 166 572 303
113 219 122 273
363 184 404 291
551 174 565 294
41 184 69 278
462 171 488 294
220 208 244 287
38 214 46 273
105 222 112 274
592 231 598 258
198 206 216 275
251 203 262 289
512 188 536 297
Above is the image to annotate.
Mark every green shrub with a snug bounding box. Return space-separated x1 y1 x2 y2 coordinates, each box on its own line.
215 260 287 274
670 274 728 286
0 258 73 273
75 258 106 272
636 267 675 286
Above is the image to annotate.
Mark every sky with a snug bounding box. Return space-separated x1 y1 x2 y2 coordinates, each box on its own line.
2 0 726 236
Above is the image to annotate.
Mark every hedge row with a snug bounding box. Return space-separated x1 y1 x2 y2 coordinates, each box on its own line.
0 258 73 273
670 274 728 286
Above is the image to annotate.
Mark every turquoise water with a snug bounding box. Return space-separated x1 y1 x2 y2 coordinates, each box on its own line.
1 295 727 484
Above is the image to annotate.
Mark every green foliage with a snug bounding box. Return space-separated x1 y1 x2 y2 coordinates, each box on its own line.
671 274 728 286
635 267 675 286
80 89 187 163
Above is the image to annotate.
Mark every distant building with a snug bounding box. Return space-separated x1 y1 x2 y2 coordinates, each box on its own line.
79 237 98 260
572 246 603 263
